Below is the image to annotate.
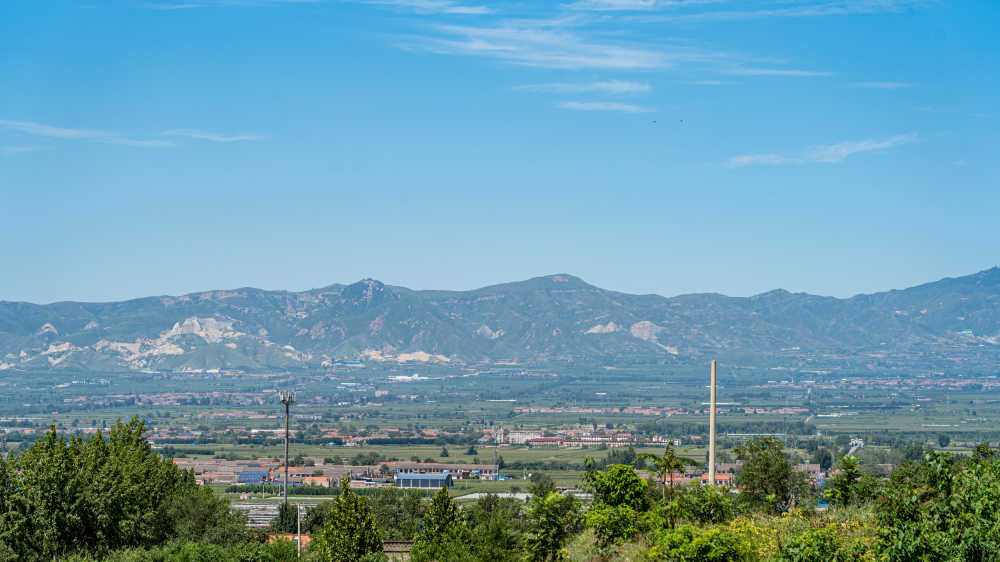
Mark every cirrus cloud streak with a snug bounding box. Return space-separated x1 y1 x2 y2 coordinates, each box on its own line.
558 101 653 112
726 133 918 167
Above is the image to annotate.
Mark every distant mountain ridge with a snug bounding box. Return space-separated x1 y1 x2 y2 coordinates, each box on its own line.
1 268 998 373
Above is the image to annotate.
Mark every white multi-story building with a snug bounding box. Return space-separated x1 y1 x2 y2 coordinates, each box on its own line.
507 430 543 444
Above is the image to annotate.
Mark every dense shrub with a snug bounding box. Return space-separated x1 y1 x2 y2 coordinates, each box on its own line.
678 484 736 525
586 505 643 548
648 525 753 562
877 453 1000 560
776 525 842 562
59 539 297 562
583 463 649 511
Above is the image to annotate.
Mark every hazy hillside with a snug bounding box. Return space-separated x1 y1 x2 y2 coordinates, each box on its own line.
0 268 997 373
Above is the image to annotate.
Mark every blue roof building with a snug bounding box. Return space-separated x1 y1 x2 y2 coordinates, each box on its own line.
396 473 453 489
237 470 269 485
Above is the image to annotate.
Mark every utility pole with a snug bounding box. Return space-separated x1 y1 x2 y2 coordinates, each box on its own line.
280 390 296 505
297 503 303 558
708 360 718 487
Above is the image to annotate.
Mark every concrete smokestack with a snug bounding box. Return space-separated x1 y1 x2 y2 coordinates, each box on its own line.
708 360 717 486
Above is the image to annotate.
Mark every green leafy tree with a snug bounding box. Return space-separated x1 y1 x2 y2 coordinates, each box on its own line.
677 483 735 525
412 487 467 562
166 484 251 546
529 472 556 498
875 451 1000 560
15 429 86 560
777 525 845 562
582 463 650 551
810 448 834 472
366 488 425 541
420 486 460 543
734 437 808 513
0 456 29 559
639 444 700 500
411 493 522 562
938 433 951 448
466 494 526 562
270 502 298 534
440 447 449 458
314 476 383 562
973 442 997 462
524 491 580 562
649 525 753 562
301 501 332 535
583 463 649 511
2 418 245 561
586 505 643 549
902 442 925 462
826 455 861 506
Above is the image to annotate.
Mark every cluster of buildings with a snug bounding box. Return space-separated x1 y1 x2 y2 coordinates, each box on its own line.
507 428 679 449
173 455 826 492
173 457 500 489
644 462 825 490
512 405 812 417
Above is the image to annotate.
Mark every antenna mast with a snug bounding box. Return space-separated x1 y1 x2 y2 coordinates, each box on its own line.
280 390 296 505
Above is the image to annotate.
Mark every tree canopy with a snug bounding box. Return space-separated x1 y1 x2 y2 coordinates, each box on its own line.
314 476 384 562
0 418 247 561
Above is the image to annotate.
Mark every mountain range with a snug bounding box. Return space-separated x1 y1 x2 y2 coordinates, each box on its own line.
1 268 998 374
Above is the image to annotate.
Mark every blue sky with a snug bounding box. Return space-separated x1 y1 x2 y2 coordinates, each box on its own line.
1 0 997 303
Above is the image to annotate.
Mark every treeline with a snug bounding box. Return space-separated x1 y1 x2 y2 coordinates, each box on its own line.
0 418 258 561
278 439 1000 561
271 474 582 561
158 445 216 457
635 420 815 437
11 421 1000 560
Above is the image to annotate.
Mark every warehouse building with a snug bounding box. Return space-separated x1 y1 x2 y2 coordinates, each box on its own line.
395 473 453 489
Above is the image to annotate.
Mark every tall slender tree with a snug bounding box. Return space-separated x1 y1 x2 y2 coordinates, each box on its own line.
314 476 383 562
421 486 460 542
640 444 701 500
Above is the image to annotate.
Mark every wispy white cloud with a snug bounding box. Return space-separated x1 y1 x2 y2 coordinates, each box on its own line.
104 138 176 147
1 146 41 156
726 153 790 167
362 0 492 14
162 129 267 142
632 0 930 23
725 67 832 77
0 120 266 147
0 120 111 139
558 101 653 112
850 81 915 89
147 3 207 9
147 0 319 8
0 120 173 147
566 0 723 11
725 133 917 167
806 134 918 163
517 80 651 94
400 20 720 70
